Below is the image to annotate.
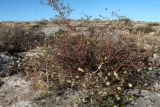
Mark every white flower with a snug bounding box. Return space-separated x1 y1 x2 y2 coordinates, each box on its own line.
82 98 87 103
102 92 107 96
75 75 80 78
104 76 108 81
148 67 153 71
137 69 141 72
98 72 102 77
67 80 72 83
128 83 133 88
123 71 127 74
43 50 46 53
16 60 20 63
90 91 94 95
98 91 103 95
117 86 122 91
78 68 84 72
113 72 118 77
106 82 110 86
98 64 102 70
116 95 120 100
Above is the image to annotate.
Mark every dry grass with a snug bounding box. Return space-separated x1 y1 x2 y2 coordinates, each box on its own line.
0 25 45 52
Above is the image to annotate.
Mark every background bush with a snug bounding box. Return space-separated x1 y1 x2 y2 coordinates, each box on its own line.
0 25 45 52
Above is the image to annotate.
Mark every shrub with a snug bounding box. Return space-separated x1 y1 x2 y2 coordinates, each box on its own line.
147 22 159 27
0 25 45 52
36 20 49 26
20 32 152 106
132 24 155 33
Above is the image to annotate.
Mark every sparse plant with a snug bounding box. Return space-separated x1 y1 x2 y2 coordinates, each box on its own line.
0 25 45 52
147 22 159 27
132 24 155 34
40 0 72 20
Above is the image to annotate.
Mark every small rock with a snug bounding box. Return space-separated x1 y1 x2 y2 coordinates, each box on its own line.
149 32 155 36
149 53 160 63
0 75 35 107
152 82 160 91
0 81 4 87
128 89 160 107
153 54 160 61
11 101 37 107
41 26 61 36
0 52 16 77
144 44 152 50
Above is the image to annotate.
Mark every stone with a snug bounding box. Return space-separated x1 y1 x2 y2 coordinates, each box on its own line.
143 44 153 50
153 54 160 61
40 26 61 36
0 52 16 77
0 75 35 107
152 82 160 91
128 89 160 107
0 81 4 87
10 101 38 107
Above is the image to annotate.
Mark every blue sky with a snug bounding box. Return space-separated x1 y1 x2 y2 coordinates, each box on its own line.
0 0 160 22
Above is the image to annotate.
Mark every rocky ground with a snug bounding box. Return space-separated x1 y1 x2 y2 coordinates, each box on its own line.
0 21 160 107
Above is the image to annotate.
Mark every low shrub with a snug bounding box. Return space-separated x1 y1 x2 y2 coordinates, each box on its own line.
20 32 152 106
132 25 155 33
0 25 45 52
147 22 159 27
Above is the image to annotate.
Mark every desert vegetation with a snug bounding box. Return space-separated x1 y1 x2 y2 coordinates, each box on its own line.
0 0 160 107
19 25 155 106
